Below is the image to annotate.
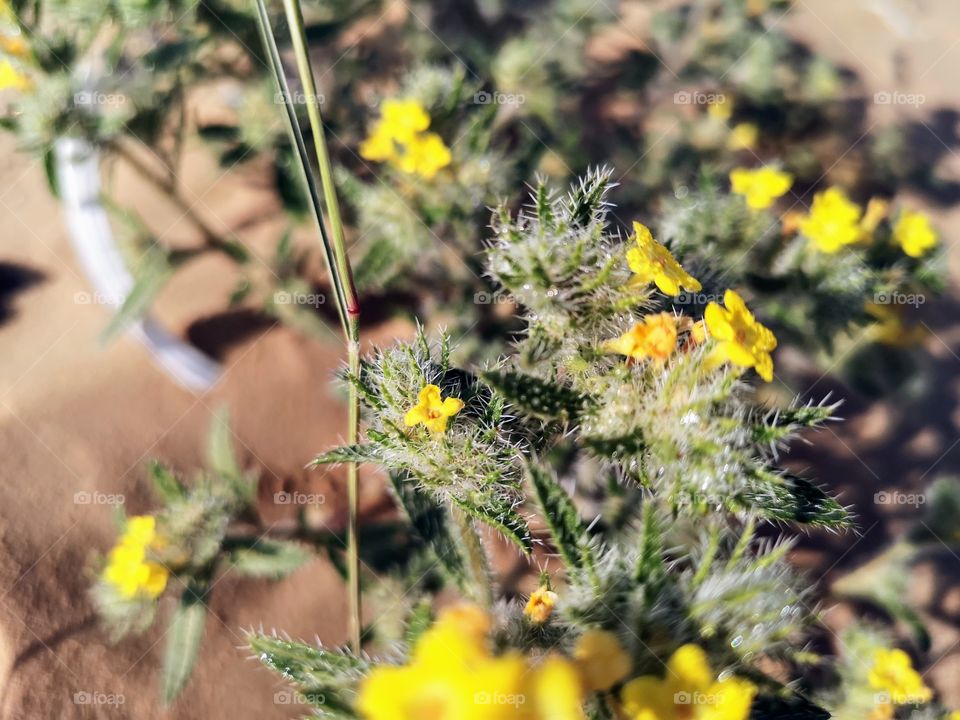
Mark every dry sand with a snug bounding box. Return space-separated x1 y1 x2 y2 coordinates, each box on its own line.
0 0 959 717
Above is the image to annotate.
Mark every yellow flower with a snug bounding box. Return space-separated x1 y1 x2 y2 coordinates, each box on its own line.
947 711 960 720
707 96 733 121
620 644 757 720
359 98 451 180
893 209 937 258
394 132 452 180
358 604 585 720
0 58 28 90
799 187 864 253
403 384 464 434
867 648 933 706
865 303 927 347
704 289 777 382
0 34 29 59
604 313 678 363
524 586 558 624
626 221 702 296
726 123 759 151
102 514 169 600
729 167 793 211
573 629 632 692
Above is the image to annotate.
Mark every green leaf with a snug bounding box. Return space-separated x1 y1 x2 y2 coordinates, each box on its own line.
311 444 382 466
405 599 433 650
451 494 532 555
161 584 208 704
43 146 60 198
390 474 468 586
741 470 853 528
526 461 595 576
149 460 186 504
635 502 664 584
582 430 646 458
101 245 174 342
482 370 591 421
248 634 368 687
228 539 311 579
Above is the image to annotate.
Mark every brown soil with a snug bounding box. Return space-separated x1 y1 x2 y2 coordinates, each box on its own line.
0 0 958 717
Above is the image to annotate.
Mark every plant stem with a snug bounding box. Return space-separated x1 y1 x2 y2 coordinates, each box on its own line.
452 507 494 608
261 0 362 653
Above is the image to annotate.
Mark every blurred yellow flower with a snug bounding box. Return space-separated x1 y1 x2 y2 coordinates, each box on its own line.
573 629 632 692
524 586 558 624
893 209 937 258
359 98 451 180
102 515 169 600
727 122 759 151
729 167 793 211
604 313 678 363
865 303 927 347
626 221 702 296
0 59 28 90
620 644 756 720
707 96 733 121
404 384 464 434
867 648 933 706
799 187 863 253
358 604 585 720
704 289 777 382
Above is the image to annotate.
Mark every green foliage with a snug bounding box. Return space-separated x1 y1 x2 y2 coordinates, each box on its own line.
161 583 208 704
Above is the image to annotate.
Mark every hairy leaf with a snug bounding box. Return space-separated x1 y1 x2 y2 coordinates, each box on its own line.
161 584 208 704
483 370 591 421
526 461 595 575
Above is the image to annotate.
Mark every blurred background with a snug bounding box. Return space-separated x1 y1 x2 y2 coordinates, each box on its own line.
1 0 959 717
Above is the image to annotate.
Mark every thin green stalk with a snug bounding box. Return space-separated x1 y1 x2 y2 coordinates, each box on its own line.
452 507 494 608
253 0 361 653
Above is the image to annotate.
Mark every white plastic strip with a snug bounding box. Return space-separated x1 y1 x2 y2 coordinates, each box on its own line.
55 137 223 392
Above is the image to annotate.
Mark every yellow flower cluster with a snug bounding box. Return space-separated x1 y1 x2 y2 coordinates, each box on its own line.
607 222 777 381
796 187 938 258
359 98 452 180
404 384 464 434
358 604 586 720
102 516 169 600
867 648 932 718
621 644 756 720
0 1 29 91
729 167 793 211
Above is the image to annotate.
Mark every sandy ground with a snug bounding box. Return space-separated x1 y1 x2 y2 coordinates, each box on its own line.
0 0 959 717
